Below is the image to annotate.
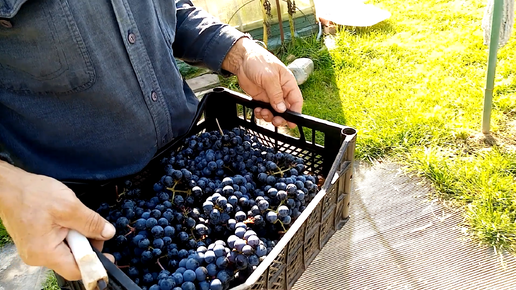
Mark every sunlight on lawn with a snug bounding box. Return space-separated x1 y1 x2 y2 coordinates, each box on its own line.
296 0 516 252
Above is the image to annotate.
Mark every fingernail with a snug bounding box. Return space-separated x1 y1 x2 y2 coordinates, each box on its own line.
102 223 116 239
277 102 286 112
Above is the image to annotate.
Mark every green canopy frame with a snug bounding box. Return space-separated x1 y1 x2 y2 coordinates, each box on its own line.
482 0 504 133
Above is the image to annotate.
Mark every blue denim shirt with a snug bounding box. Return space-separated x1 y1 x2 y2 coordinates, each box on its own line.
0 0 245 181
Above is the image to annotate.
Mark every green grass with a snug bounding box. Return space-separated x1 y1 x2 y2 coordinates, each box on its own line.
225 0 516 253
42 271 60 290
0 219 11 247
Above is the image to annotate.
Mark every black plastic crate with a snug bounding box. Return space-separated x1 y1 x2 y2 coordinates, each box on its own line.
61 88 357 290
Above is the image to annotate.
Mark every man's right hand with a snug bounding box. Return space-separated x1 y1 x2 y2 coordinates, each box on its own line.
0 161 116 281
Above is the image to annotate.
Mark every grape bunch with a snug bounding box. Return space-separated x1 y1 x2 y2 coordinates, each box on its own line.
97 127 320 290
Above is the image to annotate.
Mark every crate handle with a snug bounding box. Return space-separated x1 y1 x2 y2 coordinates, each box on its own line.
247 109 307 143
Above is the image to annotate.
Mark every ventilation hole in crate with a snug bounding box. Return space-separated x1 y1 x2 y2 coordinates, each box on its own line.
280 144 297 155
301 127 312 144
288 225 305 261
268 250 287 288
250 274 268 289
236 103 245 120
320 206 337 247
269 250 286 274
305 203 322 231
335 198 346 226
245 106 253 122
321 187 337 214
269 276 286 290
287 247 305 289
253 132 276 148
303 229 320 265
314 130 326 146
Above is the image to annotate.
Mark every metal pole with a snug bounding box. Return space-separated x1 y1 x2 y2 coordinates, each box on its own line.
482 0 504 134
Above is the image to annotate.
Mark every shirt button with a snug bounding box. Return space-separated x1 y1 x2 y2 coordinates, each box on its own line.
0 19 12 28
128 33 136 44
151 91 158 102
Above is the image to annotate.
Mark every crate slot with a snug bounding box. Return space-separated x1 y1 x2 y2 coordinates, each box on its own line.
319 206 337 248
268 249 287 289
250 272 268 289
286 246 305 289
322 187 338 214
303 229 321 267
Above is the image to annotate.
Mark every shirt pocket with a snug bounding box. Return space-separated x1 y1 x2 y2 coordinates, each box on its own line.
152 0 176 51
0 0 95 95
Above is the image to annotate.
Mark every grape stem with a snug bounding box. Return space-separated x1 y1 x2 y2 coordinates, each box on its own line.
276 219 287 232
124 225 135 236
115 185 128 203
270 166 292 177
215 118 224 136
224 165 236 174
167 181 191 205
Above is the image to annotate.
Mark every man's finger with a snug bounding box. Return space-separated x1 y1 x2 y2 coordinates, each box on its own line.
90 240 115 263
263 73 287 113
258 108 274 122
48 241 82 281
254 108 263 120
283 76 303 114
59 198 115 241
90 239 105 252
104 253 116 264
272 116 288 127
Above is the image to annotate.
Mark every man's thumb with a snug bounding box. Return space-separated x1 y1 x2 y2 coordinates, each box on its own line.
264 80 287 113
62 200 116 240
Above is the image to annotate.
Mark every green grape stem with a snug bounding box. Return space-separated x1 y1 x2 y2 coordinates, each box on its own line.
276 219 287 232
224 165 236 174
270 166 293 177
167 181 191 205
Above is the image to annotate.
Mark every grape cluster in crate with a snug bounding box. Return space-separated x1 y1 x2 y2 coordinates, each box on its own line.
97 127 321 290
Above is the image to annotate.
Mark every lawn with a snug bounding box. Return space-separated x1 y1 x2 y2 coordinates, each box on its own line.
280 0 516 253
0 219 11 248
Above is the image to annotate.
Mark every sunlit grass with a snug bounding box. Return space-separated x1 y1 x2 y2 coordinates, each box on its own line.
227 0 516 253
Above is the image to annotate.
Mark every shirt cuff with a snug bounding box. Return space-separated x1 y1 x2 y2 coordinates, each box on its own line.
202 25 248 77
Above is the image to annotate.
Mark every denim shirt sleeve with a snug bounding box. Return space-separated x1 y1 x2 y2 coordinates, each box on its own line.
174 0 246 74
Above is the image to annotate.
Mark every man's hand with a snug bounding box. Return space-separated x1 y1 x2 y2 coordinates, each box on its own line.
222 37 303 128
0 161 116 281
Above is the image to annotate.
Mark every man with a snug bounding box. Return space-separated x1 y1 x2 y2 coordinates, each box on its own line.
0 0 303 284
